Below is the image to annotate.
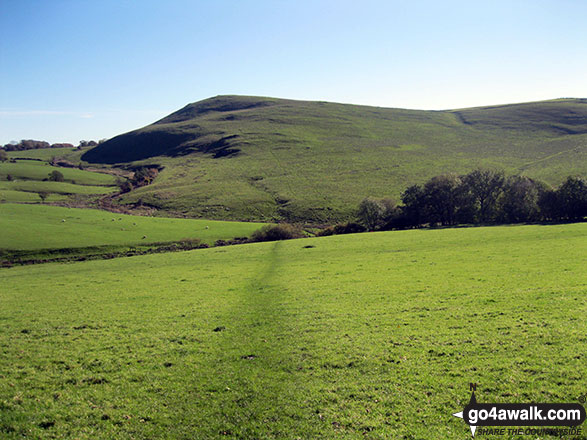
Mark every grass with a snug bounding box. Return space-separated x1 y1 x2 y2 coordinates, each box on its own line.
0 190 67 203
0 159 119 205
0 161 117 186
0 203 265 250
0 181 117 195
82 95 587 222
0 223 585 439
6 147 85 162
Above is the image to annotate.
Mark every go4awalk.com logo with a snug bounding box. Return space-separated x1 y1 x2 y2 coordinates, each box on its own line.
452 384 586 437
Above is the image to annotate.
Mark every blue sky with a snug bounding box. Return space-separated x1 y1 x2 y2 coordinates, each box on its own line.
1 0 586 144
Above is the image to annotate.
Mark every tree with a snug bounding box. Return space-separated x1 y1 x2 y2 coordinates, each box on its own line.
422 174 464 226
48 170 65 182
401 184 426 227
379 198 401 229
38 192 49 203
3 140 49 151
79 140 97 148
500 176 544 223
556 176 587 220
357 197 385 230
0 149 7 162
463 169 505 223
538 187 559 221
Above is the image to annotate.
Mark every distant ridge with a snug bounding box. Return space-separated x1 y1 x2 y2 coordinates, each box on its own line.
82 96 587 222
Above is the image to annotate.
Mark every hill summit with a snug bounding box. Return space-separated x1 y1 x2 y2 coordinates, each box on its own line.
82 96 587 222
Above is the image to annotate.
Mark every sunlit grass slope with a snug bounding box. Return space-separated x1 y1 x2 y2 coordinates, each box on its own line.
0 160 117 186
0 204 265 250
0 160 118 203
82 96 587 222
0 181 116 196
0 189 67 203
1 223 585 439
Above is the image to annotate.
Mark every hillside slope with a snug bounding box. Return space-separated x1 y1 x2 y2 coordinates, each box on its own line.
82 96 587 222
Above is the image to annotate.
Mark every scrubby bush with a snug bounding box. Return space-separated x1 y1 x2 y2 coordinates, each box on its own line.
131 167 158 187
118 180 133 193
215 237 249 247
335 222 366 234
48 170 65 182
250 224 304 242
317 222 366 236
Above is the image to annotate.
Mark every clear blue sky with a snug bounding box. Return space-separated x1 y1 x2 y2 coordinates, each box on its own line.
1 0 586 144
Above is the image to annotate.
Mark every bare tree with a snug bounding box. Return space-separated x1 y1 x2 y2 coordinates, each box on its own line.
463 169 505 223
357 197 385 231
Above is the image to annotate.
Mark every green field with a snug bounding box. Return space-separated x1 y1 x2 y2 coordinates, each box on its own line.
0 180 116 196
0 190 67 203
0 204 265 251
81 96 587 222
1 223 585 439
0 160 119 205
0 160 117 186
6 147 85 162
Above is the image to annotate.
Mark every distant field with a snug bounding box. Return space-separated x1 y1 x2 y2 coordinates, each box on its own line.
6 147 85 162
0 180 116 195
0 160 119 205
0 160 117 186
0 203 266 250
0 223 585 439
0 189 67 203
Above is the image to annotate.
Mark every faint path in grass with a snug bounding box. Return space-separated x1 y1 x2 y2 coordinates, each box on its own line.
518 145 586 172
186 241 323 438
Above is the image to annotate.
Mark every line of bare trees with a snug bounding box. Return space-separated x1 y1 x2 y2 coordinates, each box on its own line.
1 139 103 151
357 170 586 231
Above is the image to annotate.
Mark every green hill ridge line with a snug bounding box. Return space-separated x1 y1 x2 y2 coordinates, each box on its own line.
82 95 587 222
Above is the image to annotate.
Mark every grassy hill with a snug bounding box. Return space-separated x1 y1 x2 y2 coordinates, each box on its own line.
1 223 585 438
82 96 587 222
0 203 264 250
0 160 116 186
0 160 119 204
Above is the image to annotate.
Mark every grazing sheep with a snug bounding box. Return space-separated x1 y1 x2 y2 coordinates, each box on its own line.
142 235 147 239
205 226 209 229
